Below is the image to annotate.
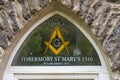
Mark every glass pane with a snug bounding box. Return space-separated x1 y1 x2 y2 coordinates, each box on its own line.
12 14 101 66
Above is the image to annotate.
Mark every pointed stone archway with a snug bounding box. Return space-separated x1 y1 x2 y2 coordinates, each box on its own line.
3 1 111 80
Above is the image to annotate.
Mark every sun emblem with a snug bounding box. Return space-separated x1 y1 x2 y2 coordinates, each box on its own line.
44 27 69 55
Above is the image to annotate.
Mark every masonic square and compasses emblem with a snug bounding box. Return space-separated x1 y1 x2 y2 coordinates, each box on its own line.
44 27 69 55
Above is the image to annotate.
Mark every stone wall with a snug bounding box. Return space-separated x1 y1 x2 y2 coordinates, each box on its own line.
0 0 120 79
62 0 120 79
0 0 51 63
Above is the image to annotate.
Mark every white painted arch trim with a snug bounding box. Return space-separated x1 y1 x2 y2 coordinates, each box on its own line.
7 11 106 68
4 11 110 80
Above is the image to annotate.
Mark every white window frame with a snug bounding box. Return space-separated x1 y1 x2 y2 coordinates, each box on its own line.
3 11 110 80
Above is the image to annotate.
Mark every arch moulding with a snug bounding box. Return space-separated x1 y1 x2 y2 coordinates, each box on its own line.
2 1 112 80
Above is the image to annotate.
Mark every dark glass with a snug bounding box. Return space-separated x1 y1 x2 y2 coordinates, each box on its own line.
12 14 101 66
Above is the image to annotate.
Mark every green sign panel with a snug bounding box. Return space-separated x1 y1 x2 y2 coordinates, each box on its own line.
12 14 101 66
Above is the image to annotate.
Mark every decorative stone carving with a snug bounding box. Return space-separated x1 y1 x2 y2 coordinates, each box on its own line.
0 48 4 63
27 0 41 14
0 29 8 49
106 0 120 4
22 4 31 20
4 1 19 33
0 23 3 30
39 0 51 7
17 0 25 4
0 51 3 63
111 50 120 71
61 0 72 8
17 0 31 20
0 0 4 5
85 1 103 25
79 0 84 13
1 11 14 41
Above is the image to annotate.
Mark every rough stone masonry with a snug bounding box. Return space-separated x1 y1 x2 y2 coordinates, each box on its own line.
0 0 120 79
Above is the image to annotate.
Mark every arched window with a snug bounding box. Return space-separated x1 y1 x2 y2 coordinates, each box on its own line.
3 2 110 80
12 14 101 66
